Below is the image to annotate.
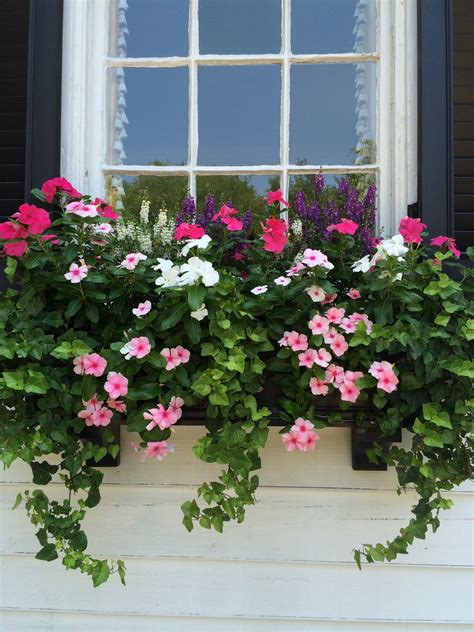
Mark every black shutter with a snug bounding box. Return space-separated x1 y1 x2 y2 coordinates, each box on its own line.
418 0 474 251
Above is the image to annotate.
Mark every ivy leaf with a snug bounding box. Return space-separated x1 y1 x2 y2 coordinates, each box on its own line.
4 257 17 282
35 544 58 562
3 371 24 391
92 561 110 587
440 359 474 378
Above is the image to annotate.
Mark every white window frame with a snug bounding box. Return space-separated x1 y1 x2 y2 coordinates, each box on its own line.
61 0 417 236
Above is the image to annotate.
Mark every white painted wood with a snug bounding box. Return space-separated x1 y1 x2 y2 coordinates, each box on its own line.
1 555 472 622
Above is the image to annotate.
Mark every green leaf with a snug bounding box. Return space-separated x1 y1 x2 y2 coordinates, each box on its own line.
84 302 99 324
82 375 97 401
11 493 22 510
187 285 205 311
422 403 452 429
434 313 450 326
4 257 17 282
65 297 83 319
160 302 189 330
92 561 110 587
25 370 49 394
3 371 24 391
184 317 202 344
440 359 474 378
35 544 58 562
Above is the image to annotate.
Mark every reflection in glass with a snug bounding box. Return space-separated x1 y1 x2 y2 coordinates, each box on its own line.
288 172 376 208
108 67 188 166
109 0 189 58
107 174 189 217
290 63 376 165
199 0 281 54
198 66 280 166
292 0 376 54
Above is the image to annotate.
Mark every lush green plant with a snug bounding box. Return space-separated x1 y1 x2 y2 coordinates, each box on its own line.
0 178 472 586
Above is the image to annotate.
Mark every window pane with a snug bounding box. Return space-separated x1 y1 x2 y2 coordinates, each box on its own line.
290 63 376 165
198 66 280 165
108 67 188 166
110 0 189 58
107 174 189 216
199 0 281 54
292 0 376 54
289 172 376 206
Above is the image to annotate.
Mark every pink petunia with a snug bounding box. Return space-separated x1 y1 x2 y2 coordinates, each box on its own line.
122 336 152 360
298 349 317 368
89 406 113 427
327 218 359 235
104 372 128 399
264 189 288 207
309 377 329 396
64 262 88 283
325 307 345 324
308 315 330 335
3 240 28 257
399 217 427 244
174 222 205 240
83 353 107 377
132 300 152 318
347 288 361 299
330 334 348 358
142 441 174 461
430 235 461 258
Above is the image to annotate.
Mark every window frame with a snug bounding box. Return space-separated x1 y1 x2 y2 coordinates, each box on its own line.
61 0 417 235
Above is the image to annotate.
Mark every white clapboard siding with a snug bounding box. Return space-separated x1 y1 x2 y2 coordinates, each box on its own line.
1 426 473 631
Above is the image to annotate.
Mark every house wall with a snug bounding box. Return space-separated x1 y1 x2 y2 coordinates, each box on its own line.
1 426 472 630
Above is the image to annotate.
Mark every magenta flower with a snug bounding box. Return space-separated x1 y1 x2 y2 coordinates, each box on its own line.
308 315 330 335
264 189 288 207
347 288 361 299
41 177 81 203
261 217 288 254
64 262 88 283
12 204 51 235
3 240 28 257
132 300 152 318
83 353 107 377
104 372 128 399
41 234 61 245
121 336 151 360
399 217 427 244
327 218 359 235
174 223 205 240
0 221 29 240
309 377 329 396
430 235 461 258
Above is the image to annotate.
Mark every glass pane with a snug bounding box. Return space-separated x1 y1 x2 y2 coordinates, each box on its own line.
292 0 376 54
196 175 280 225
199 0 281 54
198 66 280 165
108 67 188 166
289 172 376 206
107 174 189 216
290 63 376 165
110 0 189 58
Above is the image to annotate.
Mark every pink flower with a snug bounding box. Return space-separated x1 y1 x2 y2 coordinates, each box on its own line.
65 201 99 218
289 333 308 352
327 218 359 235
132 300 152 317
369 361 399 393
78 408 96 426
291 417 314 433
278 331 293 347
90 406 113 427
224 216 243 231
169 396 184 420
73 355 87 375
104 372 128 399
83 353 107 377
313 348 332 367
325 307 345 324
347 288 361 299
119 252 147 270
251 285 268 295
142 441 174 461
122 336 151 360
41 177 81 203
323 327 338 345
298 349 317 368
301 249 334 270
306 285 326 303
83 393 103 409
174 346 190 364
298 430 319 452
430 235 461 258
340 318 356 334
274 276 291 286
3 240 28 257
41 233 61 245
264 189 288 207
344 370 364 383
321 293 338 305
107 398 126 412
261 217 288 254
349 312 373 334
0 221 28 240
282 430 302 452
308 315 330 335
93 198 119 220
160 346 190 370
64 262 88 283
286 261 306 276
399 217 427 244
144 404 179 431
339 381 360 403
309 377 329 396
330 334 348 357
174 222 205 240
325 364 345 384
212 204 237 222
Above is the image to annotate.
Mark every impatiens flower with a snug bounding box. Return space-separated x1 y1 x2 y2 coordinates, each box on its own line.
174 222 205 241
323 327 338 345
144 404 179 431
327 218 359 235
289 333 308 352
430 235 461 258
313 348 332 367
347 288 361 299
180 234 212 257
160 346 190 371
325 307 345 324
325 364 345 384
308 315 330 335
298 349 317 368
64 262 88 283
132 300 152 318
0 221 29 240
3 240 28 257
261 217 288 254
330 334 348 357
306 286 325 303
89 406 113 427
339 381 360 403
301 248 334 270
251 285 268 295
83 353 107 377
104 372 128 399
274 276 291 286
107 398 126 412
309 377 329 396
369 361 399 393
291 417 315 433
65 201 99 218
119 252 147 271
121 336 151 360
286 261 306 276
190 303 208 321
264 189 288 207
41 177 81 203
399 217 427 244
142 441 174 461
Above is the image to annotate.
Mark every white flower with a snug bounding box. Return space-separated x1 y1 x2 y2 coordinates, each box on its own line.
181 235 212 257
139 199 150 225
352 255 372 273
94 223 113 234
251 285 268 295
152 258 174 272
120 342 132 360
274 276 291 286
306 285 325 302
155 266 181 288
377 234 408 259
190 303 208 321
119 252 147 271
179 257 219 287
291 218 303 238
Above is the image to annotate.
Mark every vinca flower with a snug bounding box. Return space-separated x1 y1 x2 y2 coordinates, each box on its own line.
64 262 88 283
190 303 208 321
132 301 152 317
251 285 268 295
180 234 212 257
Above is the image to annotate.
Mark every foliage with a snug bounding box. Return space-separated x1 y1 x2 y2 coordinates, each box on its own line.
0 178 472 586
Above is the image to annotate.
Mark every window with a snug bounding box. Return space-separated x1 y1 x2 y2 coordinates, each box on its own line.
61 0 417 234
